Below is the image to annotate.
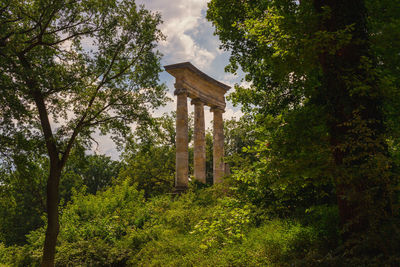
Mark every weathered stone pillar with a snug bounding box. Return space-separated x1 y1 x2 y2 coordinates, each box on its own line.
165 62 231 188
175 88 189 190
192 99 206 183
211 107 225 183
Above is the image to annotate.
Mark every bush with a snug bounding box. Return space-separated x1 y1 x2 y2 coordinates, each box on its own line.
0 243 36 267
0 182 357 267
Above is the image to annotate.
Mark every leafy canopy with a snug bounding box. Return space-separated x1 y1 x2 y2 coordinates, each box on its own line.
0 0 167 161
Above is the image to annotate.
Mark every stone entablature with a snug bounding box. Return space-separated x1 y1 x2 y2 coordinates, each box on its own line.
164 62 230 190
165 62 229 110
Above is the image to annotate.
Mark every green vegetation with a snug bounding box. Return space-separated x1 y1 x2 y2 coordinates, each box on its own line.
207 0 400 263
0 182 344 266
1 0 399 266
0 0 165 264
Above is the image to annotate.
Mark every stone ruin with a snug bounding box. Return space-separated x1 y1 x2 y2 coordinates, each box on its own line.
164 62 230 191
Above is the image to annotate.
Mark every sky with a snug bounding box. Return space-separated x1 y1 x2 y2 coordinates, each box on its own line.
95 0 245 158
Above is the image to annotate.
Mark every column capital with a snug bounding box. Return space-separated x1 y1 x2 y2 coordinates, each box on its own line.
174 87 188 96
174 82 188 96
210 106 225 113
191 98 205 106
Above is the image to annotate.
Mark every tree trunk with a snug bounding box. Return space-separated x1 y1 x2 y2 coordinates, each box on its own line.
313 0 389 236
19 52 73 267
41 161 62 267
28 83 63 267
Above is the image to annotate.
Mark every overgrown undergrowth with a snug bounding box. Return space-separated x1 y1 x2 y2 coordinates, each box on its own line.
1 180 397 266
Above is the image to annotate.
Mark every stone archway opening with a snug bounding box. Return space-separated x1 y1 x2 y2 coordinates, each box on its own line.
164 62 230 191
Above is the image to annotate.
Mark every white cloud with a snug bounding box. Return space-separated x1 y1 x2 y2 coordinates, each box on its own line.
240 80 252 89
138 0 218 70
152 91 176 117
89 133 120 160
220 73 237 87
224 107 243 122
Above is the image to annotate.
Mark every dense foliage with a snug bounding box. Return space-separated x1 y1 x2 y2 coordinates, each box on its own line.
206 0 400 263
1 182 344 266
207 0 400 228
0 0 166 264
0 0 399 266
0 146 121 247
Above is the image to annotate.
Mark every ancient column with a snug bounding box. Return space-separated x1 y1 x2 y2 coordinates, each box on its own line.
211 107 225 183
192 99 206 183
175 88 189 190
165 62 231 187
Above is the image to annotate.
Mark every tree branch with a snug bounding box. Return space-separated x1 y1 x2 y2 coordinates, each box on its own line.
17 54 60 165
85 115 128 128
60 41 145 166
58 42 123 166
83 90 132 125
45 15 92 35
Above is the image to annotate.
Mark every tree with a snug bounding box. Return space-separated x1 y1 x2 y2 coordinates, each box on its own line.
0 153 47 246
312 0 390 235
0 0 166 265
0 143 122 247
207 0 399 239
63 149 122 196
119 113 177 198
